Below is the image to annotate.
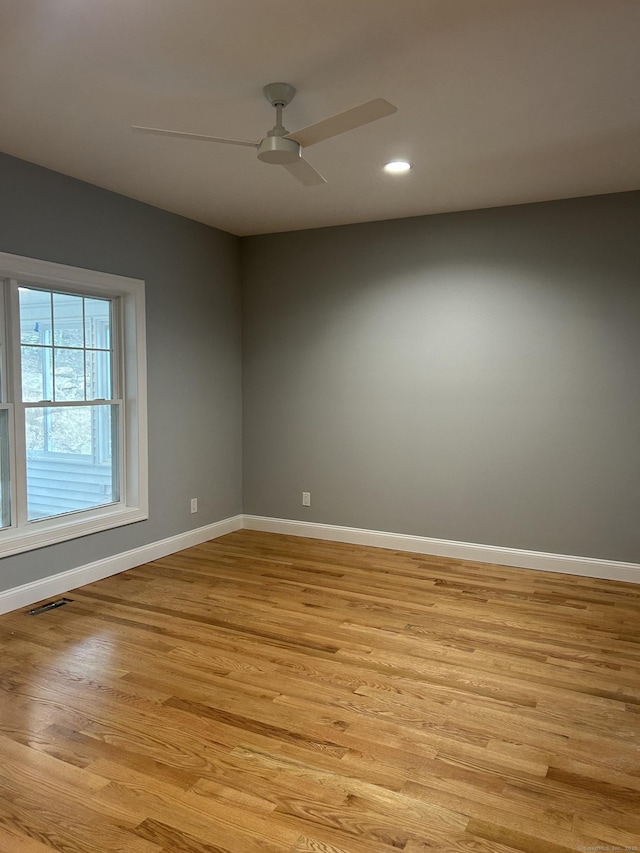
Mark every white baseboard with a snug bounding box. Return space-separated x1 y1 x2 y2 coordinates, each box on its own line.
0 515 243 616
3 512 637 616
242 515 640 585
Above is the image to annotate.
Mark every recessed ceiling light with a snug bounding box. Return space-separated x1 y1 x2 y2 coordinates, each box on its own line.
384 160 412 174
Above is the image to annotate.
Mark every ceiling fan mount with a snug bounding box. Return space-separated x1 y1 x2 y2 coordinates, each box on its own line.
262 82 297 108
132 82 397 186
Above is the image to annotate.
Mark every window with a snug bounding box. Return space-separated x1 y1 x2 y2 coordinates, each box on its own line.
0 252 148 557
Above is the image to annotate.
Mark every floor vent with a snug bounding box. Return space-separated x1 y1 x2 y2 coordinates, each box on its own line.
28 598 73 615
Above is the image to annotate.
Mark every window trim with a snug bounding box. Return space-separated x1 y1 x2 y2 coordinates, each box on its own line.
0 252 148 558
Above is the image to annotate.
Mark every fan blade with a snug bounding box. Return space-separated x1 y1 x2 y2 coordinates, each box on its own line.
282 157 327 187
131 125 258 147
286 98 396 148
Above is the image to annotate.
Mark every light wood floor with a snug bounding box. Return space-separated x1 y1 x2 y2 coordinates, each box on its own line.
1 530 639 853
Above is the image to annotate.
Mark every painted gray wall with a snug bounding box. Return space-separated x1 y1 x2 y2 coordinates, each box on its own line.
242 192 640 563
0 152 242 593
1 151 637 579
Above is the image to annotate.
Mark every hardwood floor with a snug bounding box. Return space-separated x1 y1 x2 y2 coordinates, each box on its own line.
1 530 639 853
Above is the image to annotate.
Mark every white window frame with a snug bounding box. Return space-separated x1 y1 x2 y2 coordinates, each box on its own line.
0 252 148 558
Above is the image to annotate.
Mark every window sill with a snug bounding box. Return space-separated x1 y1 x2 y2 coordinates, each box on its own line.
0 505 148 558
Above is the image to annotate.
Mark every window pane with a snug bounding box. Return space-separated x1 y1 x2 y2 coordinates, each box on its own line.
54 348 85 401
21 345 53 402
0 409 11 528
85 298 111 348
25 404 119 521
19 289 114 405
85 350 112 400
53 292 84 347
19 287 52 345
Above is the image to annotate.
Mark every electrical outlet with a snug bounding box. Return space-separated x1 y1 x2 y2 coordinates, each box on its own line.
302 491 311 507
190 498 198 513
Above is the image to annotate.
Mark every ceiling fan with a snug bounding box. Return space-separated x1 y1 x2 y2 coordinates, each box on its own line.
132 83 397 186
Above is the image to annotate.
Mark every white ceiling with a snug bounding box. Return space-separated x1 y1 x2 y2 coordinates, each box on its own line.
1 0 639 236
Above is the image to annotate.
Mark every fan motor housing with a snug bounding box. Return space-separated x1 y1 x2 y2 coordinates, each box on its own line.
257 136 300 165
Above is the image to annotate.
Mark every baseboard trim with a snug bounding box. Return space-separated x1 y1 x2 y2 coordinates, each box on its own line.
242 515 640 585
0 515 243 615
3 512 637 616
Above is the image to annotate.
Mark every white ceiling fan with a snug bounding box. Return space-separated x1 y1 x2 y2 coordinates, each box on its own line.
132 83 397 186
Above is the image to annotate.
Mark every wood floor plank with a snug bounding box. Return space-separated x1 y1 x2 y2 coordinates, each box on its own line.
1 529 639 852
0 823 75 853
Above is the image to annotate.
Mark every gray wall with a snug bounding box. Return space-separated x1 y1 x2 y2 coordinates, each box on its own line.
2 152 637 581
0 152 242 593
242 192 640 563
